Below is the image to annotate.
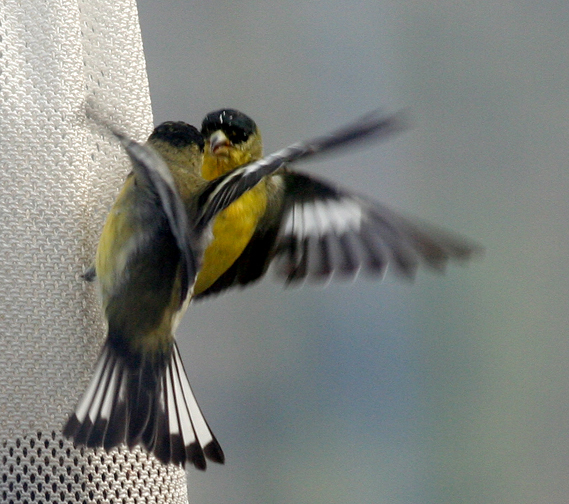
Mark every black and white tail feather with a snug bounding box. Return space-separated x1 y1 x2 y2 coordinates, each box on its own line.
64 341 223 469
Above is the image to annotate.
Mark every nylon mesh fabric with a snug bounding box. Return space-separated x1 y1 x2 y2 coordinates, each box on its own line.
0 0 189 501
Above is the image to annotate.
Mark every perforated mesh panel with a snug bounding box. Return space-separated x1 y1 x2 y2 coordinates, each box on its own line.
1 0 188 501
0 432 187 504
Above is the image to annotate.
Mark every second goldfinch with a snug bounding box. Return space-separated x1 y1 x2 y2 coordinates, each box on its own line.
195 108 481 300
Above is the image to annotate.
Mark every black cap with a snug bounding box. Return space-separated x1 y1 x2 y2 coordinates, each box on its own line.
150 121 205 151
201 109 257 145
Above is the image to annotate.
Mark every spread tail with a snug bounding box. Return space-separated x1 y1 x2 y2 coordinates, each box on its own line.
63 339 224 469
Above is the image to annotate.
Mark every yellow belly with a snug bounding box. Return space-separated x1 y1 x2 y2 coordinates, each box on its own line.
193 182 267 295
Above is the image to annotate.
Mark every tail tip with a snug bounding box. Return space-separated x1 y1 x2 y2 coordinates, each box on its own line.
204 439 225 465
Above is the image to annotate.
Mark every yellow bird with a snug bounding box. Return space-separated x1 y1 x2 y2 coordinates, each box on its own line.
64 122 225 470
65 110 413 469
194 109 481 301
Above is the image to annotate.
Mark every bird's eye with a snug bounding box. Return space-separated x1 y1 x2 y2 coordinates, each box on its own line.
225 125 249 144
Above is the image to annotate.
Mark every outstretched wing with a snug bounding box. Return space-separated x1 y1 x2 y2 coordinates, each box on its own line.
111 131 198 304
271 171 481 282
194 110 405 232
195 169 482 299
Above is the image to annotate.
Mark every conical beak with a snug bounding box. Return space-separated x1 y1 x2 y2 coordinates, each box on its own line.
209 130 231 154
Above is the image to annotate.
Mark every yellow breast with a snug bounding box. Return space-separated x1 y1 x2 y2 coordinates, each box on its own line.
193 181 267 295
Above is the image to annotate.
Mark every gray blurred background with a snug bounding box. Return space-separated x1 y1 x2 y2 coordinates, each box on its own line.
135 1 569 503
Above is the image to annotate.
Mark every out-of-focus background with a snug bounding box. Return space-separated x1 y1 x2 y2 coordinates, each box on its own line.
136 2 569 503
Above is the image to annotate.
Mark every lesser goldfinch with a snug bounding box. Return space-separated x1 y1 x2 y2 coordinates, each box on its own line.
65 110 406 469
64 123 226 470
195 108 481 300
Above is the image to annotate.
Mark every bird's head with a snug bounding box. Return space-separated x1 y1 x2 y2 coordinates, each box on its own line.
200 108 262 180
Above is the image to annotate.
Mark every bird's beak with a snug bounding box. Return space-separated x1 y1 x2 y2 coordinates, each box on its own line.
209 131 231 155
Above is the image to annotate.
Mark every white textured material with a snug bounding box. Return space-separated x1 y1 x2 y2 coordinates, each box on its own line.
0 0 188 501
